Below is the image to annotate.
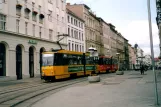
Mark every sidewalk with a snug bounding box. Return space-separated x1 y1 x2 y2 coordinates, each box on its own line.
0 74 41 83
32 70 161 107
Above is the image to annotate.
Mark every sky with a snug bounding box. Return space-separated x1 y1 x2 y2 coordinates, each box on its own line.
66 0 159 57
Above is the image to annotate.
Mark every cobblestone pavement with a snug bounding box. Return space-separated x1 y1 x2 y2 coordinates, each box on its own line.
32 70 161 107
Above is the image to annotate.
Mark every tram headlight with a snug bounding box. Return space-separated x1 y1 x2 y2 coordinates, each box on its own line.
42 72 45 75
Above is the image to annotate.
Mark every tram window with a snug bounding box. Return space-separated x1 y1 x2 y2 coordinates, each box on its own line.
66 54 83 65
98 58 103 65
86 56 93 64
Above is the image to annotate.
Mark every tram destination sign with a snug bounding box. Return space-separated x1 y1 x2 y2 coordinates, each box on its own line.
28 40 37 45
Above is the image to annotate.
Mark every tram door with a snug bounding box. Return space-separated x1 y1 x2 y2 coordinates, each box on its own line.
16 45 22 80
29 47 34 78
0 43 6 76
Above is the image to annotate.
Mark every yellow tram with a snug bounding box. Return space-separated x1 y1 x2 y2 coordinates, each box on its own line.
41 50 98 81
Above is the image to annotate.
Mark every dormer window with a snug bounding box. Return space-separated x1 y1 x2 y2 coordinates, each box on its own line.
39 14 44 24
24 8 31 19
32 11 37 22
16 4 22 16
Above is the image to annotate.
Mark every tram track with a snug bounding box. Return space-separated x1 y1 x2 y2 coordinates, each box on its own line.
0 73 114 107
0 81 46 95
0 77 87 107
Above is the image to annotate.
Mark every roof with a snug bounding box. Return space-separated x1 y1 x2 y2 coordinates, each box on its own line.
66 8 85 22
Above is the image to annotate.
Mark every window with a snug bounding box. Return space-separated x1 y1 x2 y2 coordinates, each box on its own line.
74 30 76 39
77 45 79 52
25 22 28 35
68 27 70 36
32 12 37 22
0 14 6 30
79 32 81 40
82 46 84 52
81 23 83 29
16 5 21 16
68 16 70 23
16 19 19 33
39 5 41 13
75 44 77 51
72 43 74 51
24 8 30 19
79 22 80 28
39 27 42 38
82 33 84 41
71 17 73 24
48 10 52 22
74 19 76 25
33 24 35 36
80 45 81 52
39 14 44 24
48 0 53 4
49 29 53 40
71 29 73 37
68 42 70 50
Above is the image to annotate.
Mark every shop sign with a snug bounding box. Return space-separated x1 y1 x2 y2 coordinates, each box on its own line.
28 40 37 44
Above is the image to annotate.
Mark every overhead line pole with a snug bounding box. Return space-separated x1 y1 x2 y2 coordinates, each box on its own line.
147 0 159 105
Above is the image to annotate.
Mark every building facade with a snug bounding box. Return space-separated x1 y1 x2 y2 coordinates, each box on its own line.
0 0 67 79
99 18 111 56
128 44 136 70
116 33 125 70
66 8 85 52
134 46 144 70
124 38 129 70
66 3 103 54
109 24 117 58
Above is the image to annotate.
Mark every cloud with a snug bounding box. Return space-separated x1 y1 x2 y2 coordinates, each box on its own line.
119 20 160 57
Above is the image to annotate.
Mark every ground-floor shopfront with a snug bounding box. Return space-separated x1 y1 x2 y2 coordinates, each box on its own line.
0 31 66 80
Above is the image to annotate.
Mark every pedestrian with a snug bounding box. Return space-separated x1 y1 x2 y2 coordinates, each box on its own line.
140 65 144 75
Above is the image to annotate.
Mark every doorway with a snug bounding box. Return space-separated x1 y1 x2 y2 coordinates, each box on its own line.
0 43 6 76
16 45 22 80
29 47 34 78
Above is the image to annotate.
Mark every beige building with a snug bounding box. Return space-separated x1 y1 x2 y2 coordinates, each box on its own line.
99 18 111 56
108 24 117 58
66 3 103 54
116 33 125 70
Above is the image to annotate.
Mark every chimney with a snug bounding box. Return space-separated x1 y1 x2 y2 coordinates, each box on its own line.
67 3 70 5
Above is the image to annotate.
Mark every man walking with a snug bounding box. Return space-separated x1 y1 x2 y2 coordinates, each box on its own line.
140 64 144 75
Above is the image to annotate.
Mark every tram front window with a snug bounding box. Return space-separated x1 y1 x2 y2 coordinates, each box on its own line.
42 54 54 66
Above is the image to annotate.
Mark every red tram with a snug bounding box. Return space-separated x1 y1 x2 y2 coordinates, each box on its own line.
98 56 118 73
